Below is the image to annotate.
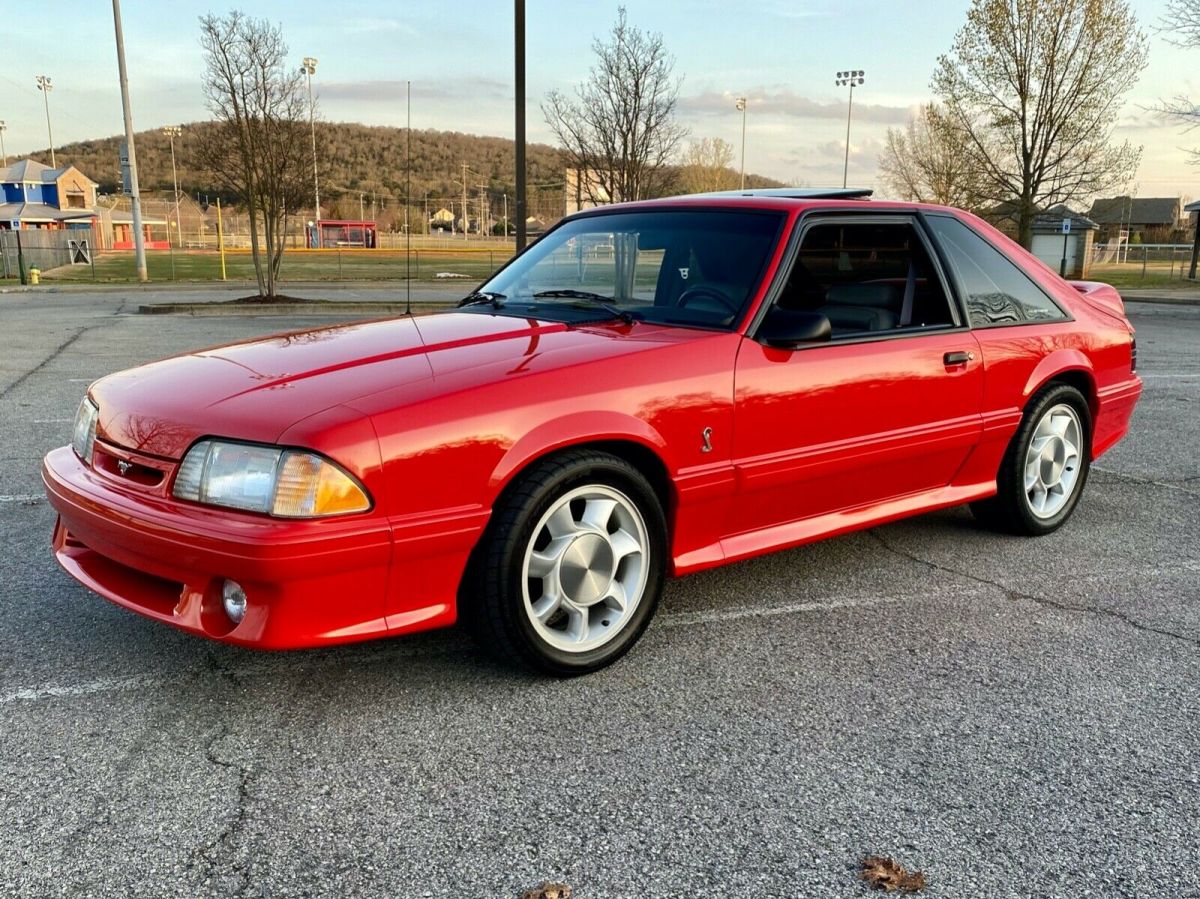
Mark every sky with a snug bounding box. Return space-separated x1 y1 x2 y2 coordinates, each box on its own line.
2 0 1196 201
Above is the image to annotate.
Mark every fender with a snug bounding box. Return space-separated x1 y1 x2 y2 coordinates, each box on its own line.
487 410 671 500
1021 348 1096 411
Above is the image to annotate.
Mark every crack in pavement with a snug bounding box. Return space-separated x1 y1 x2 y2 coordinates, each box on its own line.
1092 465 1200 497
867 529 1200 651
186 651 255 898
0 327 89 401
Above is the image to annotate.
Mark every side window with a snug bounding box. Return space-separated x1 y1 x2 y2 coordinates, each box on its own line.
925 215 1068 328
776 219 956 337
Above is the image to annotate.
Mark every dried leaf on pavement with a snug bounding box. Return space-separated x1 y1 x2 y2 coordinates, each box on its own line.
520 882 572 899
861 855 926 893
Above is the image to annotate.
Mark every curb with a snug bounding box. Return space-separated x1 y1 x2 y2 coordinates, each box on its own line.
137 302 449 316
1122 295 1200 307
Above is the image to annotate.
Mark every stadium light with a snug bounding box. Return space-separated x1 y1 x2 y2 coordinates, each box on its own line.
300 57 320 222
735 97 748 190
834 69 866 188
35 75 55 168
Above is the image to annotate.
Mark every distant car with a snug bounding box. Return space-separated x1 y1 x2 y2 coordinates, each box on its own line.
43 189 1142 675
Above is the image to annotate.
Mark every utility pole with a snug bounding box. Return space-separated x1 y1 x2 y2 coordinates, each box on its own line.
111 0 147 282
461 162 470 239
301 57 320 222
162 125 182 248
503 192 509 240
0 121 7 167
35 76 55 168
514 0 527 251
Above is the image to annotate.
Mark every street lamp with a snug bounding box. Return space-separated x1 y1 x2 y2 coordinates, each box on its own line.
300 56 320 224
735 97 748 190
0 121 7 167
162 125 182 248
35 75 55 168
835 69 865 189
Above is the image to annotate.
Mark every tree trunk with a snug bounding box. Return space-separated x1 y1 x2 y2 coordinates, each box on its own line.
1018 194 1036 250
246 204 266 297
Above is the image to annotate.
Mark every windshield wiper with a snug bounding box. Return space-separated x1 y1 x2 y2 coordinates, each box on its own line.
532 290 636 324
457 290 506 309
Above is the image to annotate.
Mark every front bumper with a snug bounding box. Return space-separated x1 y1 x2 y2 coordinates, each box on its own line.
42 446 395 648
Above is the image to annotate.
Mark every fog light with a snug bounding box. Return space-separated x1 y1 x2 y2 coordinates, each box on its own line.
222 580 247 625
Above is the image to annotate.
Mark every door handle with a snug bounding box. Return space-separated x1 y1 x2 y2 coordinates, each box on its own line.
943 351 974 366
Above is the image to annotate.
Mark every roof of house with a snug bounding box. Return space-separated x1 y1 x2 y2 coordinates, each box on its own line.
1185 200 1200 214
0 158 97 186
1087 196 1180 226
0 202 95 222
1032 204 1098 232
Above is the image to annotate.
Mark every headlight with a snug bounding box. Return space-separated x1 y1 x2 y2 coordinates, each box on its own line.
72 398 99 463
172 440 371 518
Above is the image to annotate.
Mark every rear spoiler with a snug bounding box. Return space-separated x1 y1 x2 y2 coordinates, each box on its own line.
1068 280 1126 319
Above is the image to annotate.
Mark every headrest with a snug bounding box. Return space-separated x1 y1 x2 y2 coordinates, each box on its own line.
825 282 901 309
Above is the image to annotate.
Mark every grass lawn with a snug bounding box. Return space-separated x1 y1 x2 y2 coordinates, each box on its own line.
40 248 513 284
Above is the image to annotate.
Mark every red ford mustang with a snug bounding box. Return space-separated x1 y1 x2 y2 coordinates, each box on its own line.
43 190 1141 674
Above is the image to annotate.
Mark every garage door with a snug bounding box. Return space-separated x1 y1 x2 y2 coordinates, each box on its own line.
1030 233 1078 275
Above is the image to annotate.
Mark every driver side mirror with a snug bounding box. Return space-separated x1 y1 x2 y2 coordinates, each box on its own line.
758 308 832 348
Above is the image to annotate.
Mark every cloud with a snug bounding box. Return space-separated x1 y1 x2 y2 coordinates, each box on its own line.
318 78 509 104
341 17 419 37
678 88 912 125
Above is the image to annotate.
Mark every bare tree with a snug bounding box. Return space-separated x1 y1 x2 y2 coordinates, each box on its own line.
878 103 986 209
196 11 312 298
543 7 687 205
1159 0 1200 276
933 0 1148 248
1159 0 1200 164
678 137 738 195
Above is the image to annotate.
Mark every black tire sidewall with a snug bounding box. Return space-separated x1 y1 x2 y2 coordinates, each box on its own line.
1001 383 1092 535
486 453 667 674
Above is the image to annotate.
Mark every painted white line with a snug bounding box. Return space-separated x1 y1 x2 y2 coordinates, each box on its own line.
0 592 956 706
66 378 93 383
659 594 908 628
0 673 174 705
0 494 42 504
32 418 71 424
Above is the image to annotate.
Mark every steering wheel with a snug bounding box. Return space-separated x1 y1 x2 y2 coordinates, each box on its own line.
677 285 738 317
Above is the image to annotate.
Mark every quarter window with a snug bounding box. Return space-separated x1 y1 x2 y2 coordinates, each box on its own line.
926 215 1068 327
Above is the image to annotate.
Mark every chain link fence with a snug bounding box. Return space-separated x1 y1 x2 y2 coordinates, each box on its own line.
1 229 98 282
1088 242 1198 284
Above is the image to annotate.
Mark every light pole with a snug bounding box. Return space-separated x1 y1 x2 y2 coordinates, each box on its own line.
0 121 7 167
735 97 747 190
300 57 320 224
835 70 865 189
35 75 55 168
111 0 147 282
162 125 182 247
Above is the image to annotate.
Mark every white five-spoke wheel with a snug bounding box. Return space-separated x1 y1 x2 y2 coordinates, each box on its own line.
522 485 649 653
1023 403 1083 519
466 450 667 675
971 382 1092 536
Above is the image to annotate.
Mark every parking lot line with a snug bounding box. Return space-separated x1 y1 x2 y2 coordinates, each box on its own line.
0 592 940 707
0 494 42 504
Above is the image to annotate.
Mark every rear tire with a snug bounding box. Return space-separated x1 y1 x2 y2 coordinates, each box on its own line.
464 449 667 676
971 382 1091 536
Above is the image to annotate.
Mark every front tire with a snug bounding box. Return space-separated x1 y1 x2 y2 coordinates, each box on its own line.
971 382 1091 535
466 450 667 675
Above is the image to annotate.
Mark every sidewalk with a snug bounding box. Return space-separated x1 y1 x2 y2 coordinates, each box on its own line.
1 280 470 305
1121 287 1200 306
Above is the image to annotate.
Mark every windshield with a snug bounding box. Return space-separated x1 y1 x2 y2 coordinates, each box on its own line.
475 209 785 328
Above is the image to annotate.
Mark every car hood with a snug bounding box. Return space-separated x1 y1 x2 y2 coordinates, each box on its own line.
89 312 696 459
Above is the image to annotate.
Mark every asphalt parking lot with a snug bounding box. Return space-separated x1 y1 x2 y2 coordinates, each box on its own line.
1 290 1197 898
